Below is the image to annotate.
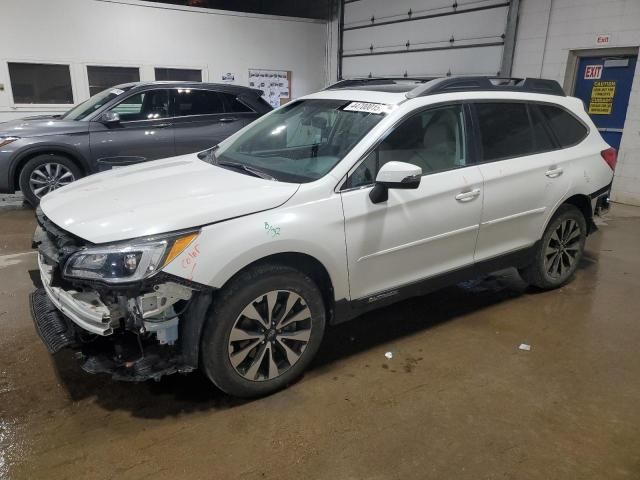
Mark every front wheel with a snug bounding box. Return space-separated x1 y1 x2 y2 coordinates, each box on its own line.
519 204 587 289
18 154 82 206
200 264 326 397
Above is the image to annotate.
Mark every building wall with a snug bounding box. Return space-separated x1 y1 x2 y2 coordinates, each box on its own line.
512 0 640 206
0 0 328 122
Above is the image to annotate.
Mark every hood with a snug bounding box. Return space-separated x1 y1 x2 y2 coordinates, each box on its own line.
40 155 300 244
0 116 88 137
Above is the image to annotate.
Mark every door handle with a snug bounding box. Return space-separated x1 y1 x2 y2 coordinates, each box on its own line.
455 188 481 202
152 123 172 128
545 167 564 178
218 117 237 123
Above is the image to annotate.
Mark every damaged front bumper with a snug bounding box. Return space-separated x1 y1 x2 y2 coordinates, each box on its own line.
37 253 113 335
29 215 211 382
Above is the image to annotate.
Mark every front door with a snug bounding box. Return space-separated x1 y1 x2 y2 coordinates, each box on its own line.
89 88 175 170
574 55 637 150
341 104 483 300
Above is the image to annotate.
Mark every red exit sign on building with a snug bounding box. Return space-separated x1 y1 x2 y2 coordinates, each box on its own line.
596 34 610 45
584 65 603 79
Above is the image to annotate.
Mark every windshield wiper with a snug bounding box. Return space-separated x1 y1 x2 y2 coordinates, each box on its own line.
216 160 276 181
198 145 219 163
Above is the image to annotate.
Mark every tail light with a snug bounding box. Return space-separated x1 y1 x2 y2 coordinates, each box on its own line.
601 148 617 170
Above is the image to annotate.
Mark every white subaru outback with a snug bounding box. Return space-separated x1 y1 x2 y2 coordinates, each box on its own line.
31 77 615 397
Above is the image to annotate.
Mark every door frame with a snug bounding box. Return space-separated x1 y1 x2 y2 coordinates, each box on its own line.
563 47 639 95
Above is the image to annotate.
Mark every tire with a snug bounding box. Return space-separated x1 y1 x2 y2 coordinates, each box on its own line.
18 154 82 207
200 264 326 398
519 204 587 290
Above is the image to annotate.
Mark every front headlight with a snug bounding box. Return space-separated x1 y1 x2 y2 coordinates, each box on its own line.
63 231 198 283
0 137 20 148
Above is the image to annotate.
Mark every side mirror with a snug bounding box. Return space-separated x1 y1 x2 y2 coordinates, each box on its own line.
369 161 422 204
101 111 120 124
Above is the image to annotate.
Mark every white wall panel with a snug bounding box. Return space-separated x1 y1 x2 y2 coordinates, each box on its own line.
0 0 327 121
343 45 504 77
340 0 510 78
344 8 508 54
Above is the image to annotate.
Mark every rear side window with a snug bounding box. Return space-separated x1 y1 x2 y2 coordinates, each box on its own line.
538 105 588 147
174 89 224 116
529 106 556 152
475 103 534 161
220 93 253 113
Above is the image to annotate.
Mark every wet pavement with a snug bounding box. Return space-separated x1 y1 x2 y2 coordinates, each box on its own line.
1 198 639 479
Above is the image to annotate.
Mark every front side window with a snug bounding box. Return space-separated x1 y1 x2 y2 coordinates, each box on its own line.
538 105 588 147
475 102 534 161
61 86 133 121
349 104 467 188
174 89 224 116
110 90 170 121
8 62 73 104
87 66 139 96
212 99 385 182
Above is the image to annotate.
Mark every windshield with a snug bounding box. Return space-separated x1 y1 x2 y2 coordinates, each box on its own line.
212 99 387 182
61 86 133 121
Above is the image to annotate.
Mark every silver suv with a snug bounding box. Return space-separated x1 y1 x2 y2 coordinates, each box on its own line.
0 81 271 205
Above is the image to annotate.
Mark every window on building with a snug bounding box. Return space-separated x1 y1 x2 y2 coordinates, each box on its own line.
475 103 534 161
8 62 73 104
174 89 224 116
538 105 588 147
349 104 467 188
155 68 202 82
219 93 253 113
87 66 140 96
110 89 170 121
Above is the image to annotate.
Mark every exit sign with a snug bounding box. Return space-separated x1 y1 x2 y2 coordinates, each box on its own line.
584 65 603 79
596 34 610 45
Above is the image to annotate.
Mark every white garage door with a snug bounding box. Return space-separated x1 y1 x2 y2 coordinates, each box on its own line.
341 0 511 79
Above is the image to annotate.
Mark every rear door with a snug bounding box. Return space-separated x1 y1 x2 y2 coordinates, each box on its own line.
473 102 574 261
171 88 249 155
89 88 175 170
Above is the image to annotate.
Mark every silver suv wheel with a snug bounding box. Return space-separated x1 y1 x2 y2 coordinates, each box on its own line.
29 162 76 198
544 218 582 279
228 290 312 382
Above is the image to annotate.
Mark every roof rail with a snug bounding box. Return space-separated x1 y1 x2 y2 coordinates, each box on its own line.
326 77 434 90
405 76 566 98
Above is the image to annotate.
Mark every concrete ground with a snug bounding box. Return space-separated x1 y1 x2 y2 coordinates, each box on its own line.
0 197 639 480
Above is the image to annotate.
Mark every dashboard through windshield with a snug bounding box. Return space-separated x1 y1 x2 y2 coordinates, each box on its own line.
211 99 387 182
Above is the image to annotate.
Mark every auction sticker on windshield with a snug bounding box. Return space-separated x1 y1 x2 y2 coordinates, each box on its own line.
110 88 125 95
343 102 392 114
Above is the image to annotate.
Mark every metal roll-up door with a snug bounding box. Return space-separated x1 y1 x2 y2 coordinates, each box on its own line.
340 0 512 79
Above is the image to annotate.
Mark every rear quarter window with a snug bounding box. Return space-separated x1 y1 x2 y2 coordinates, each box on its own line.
538 104 588 147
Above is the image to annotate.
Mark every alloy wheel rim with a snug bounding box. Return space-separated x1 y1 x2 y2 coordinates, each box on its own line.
544 219 581 279
228 290 312 382
29 163 75 198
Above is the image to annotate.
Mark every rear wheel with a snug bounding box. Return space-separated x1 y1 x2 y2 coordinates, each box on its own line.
519 205 587 289
201 264 326 397
18 154 82 206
